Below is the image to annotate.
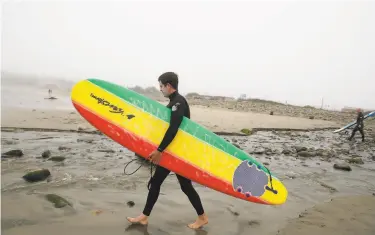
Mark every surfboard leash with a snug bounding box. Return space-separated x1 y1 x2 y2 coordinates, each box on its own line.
263 166 278 194
123 158 156 191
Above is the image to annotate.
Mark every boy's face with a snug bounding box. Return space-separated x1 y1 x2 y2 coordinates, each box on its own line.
159 81 171 97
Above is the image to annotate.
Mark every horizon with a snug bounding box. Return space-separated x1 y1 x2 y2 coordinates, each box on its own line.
2 1 374 111
2 71 373 112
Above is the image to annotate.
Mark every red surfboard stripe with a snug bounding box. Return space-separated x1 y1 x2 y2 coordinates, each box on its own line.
72 101 267 204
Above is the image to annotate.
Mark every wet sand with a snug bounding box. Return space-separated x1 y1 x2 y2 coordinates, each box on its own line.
278 195 375 235
2 128 375 235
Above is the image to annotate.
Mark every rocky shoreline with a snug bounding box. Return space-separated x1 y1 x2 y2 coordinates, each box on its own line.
186 98 371 124
3 127 375 175
2 126 375 235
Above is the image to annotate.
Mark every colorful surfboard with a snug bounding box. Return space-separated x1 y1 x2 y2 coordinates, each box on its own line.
71 78 288 205
333 111 375 133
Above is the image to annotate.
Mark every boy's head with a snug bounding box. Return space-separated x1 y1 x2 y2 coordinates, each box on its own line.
158 72 179 97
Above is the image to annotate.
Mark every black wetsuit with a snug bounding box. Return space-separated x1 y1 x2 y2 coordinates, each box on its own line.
349 111 365 141
142 91 204 216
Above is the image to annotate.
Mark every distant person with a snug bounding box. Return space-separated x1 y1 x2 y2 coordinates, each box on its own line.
126 72 208 229
48 89 52 97
348 108 365 142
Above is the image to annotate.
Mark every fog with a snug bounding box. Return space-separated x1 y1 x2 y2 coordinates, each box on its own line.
2 0 374 110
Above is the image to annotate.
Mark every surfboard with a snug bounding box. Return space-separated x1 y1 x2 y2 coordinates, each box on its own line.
333 111 375 133
71 78 288 205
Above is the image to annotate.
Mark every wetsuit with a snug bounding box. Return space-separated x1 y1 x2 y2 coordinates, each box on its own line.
349 111 365 142
142 91 204 216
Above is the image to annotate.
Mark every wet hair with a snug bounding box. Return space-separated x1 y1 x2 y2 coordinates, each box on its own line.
158 72 178 90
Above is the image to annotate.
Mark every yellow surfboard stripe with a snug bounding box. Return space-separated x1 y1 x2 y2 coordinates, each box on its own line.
71 80 287 204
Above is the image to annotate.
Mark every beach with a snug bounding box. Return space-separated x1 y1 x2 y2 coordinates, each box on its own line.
2 78 375 235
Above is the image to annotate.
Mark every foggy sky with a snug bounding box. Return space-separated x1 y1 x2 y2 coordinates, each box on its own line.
2 0 374 110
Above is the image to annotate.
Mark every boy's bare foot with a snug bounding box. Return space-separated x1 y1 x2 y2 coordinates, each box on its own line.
126 214 148 225
188 214 208 229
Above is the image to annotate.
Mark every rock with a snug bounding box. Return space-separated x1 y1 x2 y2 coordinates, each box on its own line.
309 116 314 119
290 132 299 137
45 96 58 100
98 149 115 153
286 172 297 179
333 163 351 171
297 151 315 158
2 149 24 158
127 201 135 207
233 143 241 149
77 138 94 144
48 156 66 162
42 150 51 159
232 138 238 143
274 157 280 160
270 111 274 115
319 182 337 193
351 154 362 159
315 149 325 156
58 146 71 151
337 148 350 155
265 150 273 156
248 220 260 226
282 149 291 155
254 148 265 154
322 149 336 158
294 146 307 152
22 169 51 182
263 162 270 166
240 128 252 135
347 157 364 164
45 194 72 208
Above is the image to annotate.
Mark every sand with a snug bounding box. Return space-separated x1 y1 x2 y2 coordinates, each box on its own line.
1 105 338 134
2 78 375 235
278 195 375 235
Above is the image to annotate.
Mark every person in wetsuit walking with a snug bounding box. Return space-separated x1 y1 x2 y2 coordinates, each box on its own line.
348 108 365 142
127 72 208 229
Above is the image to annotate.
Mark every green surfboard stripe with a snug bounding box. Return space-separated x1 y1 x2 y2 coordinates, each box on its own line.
88 78 273 176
